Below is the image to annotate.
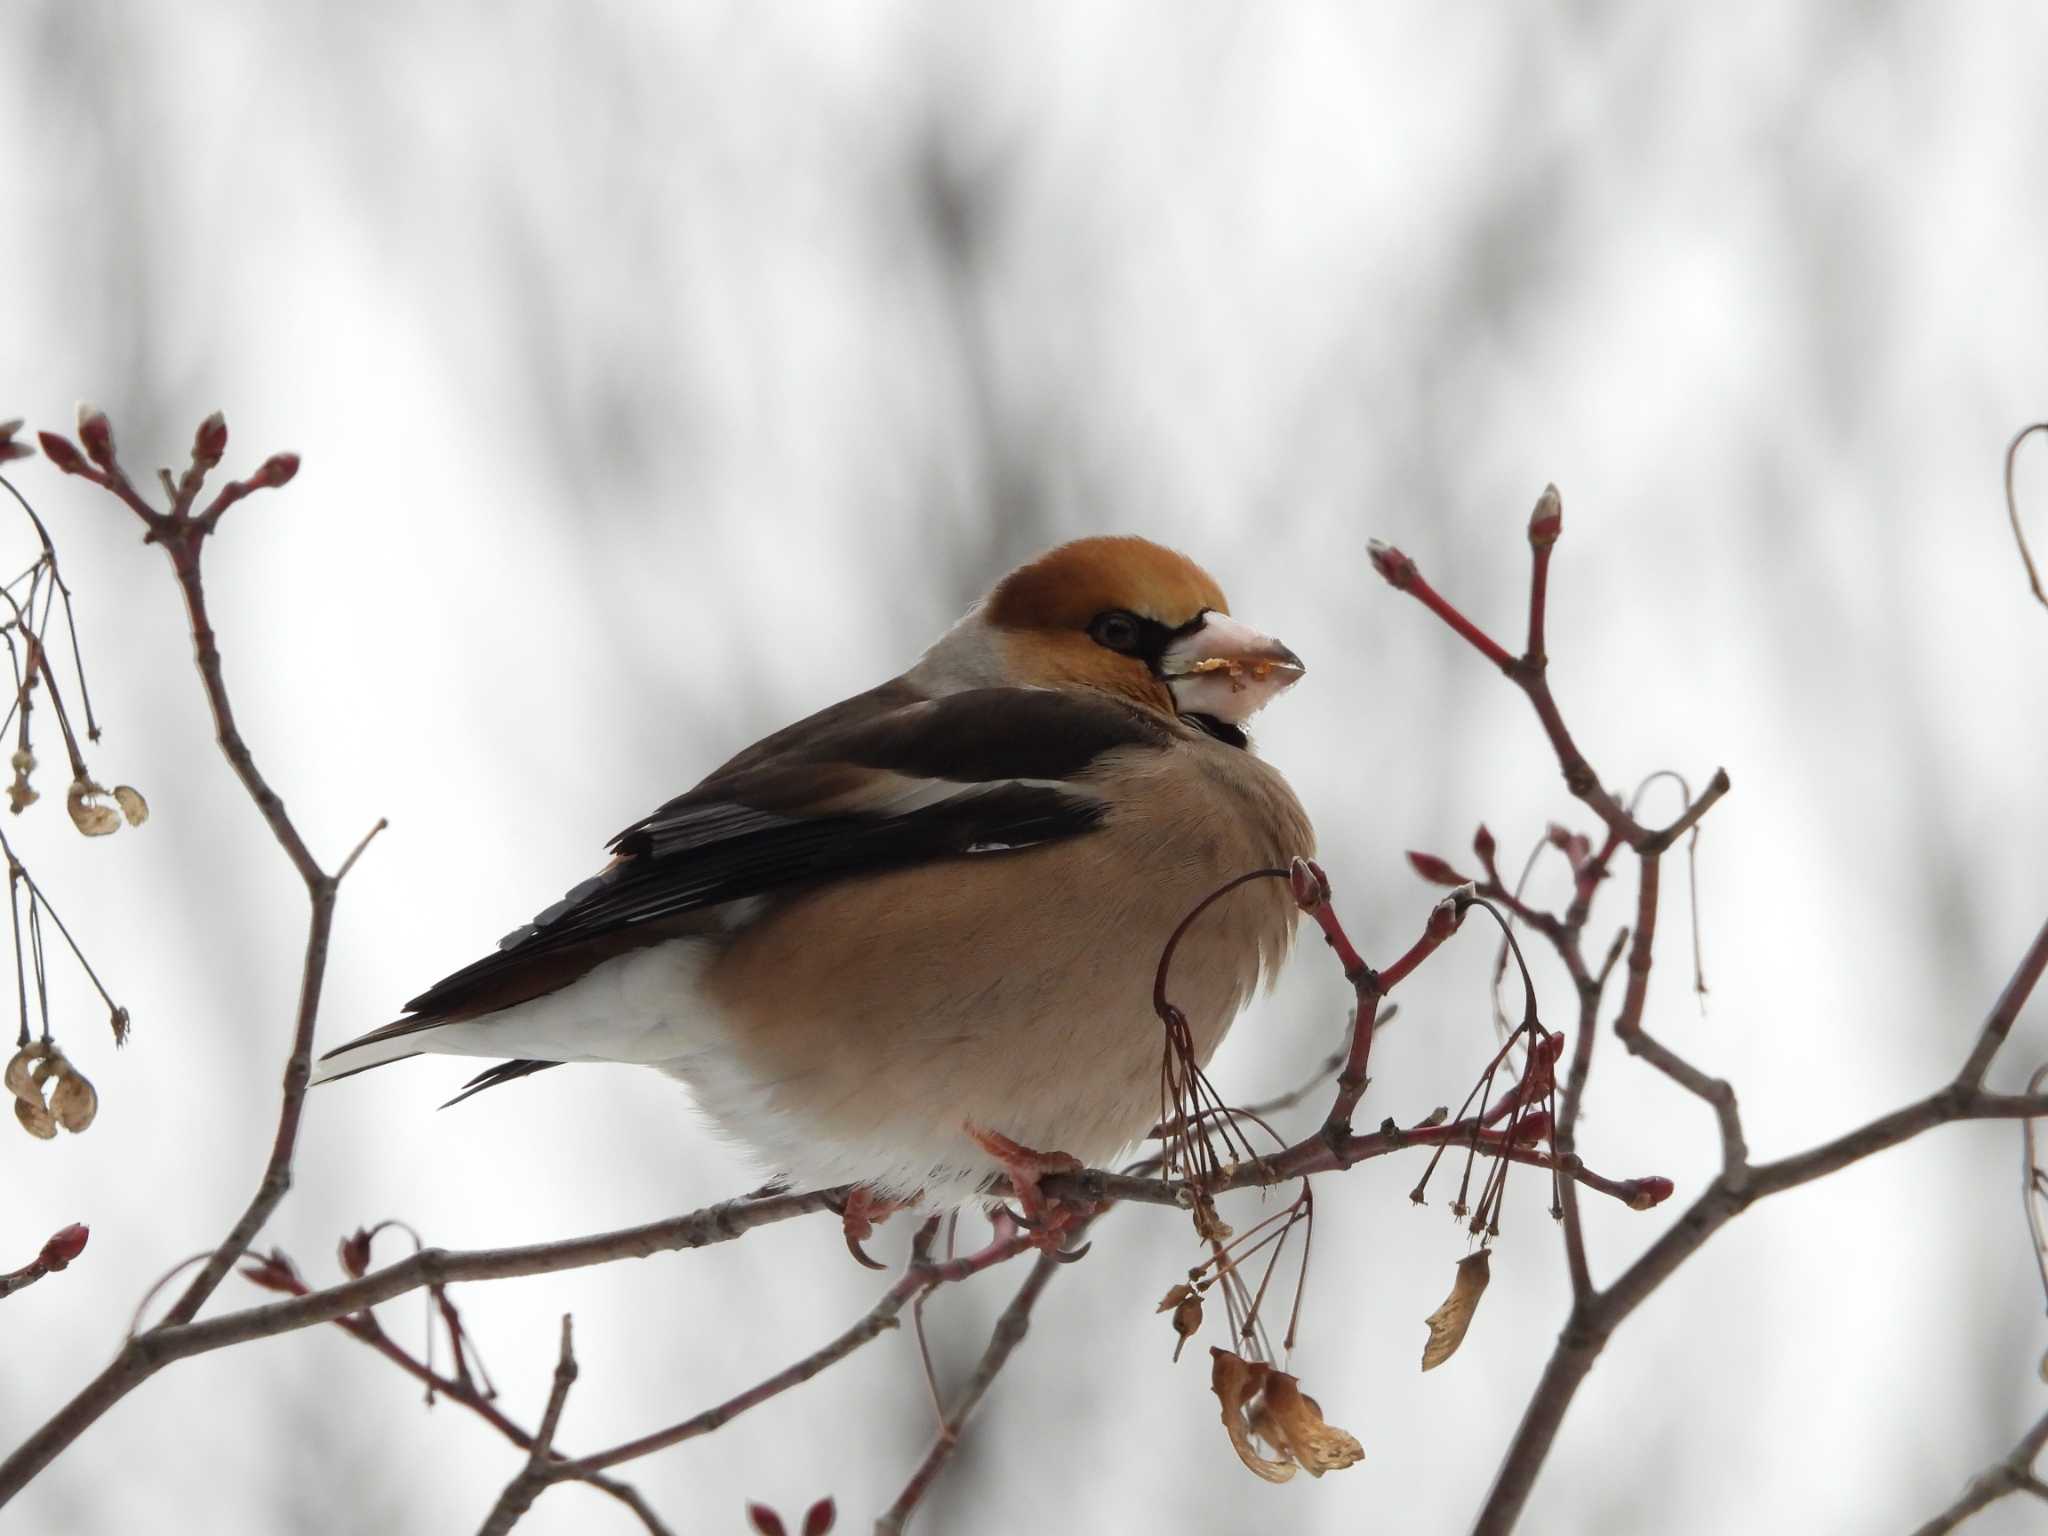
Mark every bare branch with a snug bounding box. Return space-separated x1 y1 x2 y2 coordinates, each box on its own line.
1909 1407 2048 1536
876 1248 1064 1535
474 1316 578 1536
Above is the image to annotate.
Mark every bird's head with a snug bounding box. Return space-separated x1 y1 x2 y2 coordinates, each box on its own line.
968 536 1304 742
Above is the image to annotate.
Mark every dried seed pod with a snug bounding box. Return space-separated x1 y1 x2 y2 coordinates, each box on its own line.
1212 1348 1362 1482
1211 1348 1294 1483
15 1094 55 1139
1421 1249 1492 1371
1157 1284 1205 1362
111 785 148 827
67 779 120 837
1253 1372 1363 1477
7 759 36 814
5 1042 47 1105
50 1068 96 1133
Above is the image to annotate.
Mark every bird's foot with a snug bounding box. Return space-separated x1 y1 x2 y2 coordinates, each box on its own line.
965 1124 1094 1259
833 1184 911 1270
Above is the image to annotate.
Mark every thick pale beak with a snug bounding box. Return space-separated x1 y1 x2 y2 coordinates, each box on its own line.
1161 611 1306 725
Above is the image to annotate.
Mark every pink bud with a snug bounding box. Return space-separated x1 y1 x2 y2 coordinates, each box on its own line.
38 1222 88 1268
0 420 29 465
192 411 228 470
746 1505 788 1536
1287 856 1323 911
1627 1176 1675 1211
250 451 299 489
1527 484 1562 546
802 1497 837 1536
1510 1109 1551 1143
1407 851 1470 887
37 432 88 476
75 404 114 470
338 1228 373 1279
1473 824 1496 864
1367 539 1417 590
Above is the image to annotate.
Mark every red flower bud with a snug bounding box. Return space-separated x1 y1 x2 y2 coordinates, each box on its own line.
192 411 228 470
1473 823 1496 864
37 432 88 476
250 451 299 489
1527 484 1562 547
802 1497 837 1536
1407 851 1471 887
1367 538 1417 590
38 1222 88 1269
0 420 29 465
75 404 115 470
1287 855 1326 911
338 1228 373 1279
1626 1176 1675 1211
747 1504 788 1536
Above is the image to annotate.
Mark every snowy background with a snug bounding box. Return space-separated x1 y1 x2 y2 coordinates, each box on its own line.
3 3 2047 1532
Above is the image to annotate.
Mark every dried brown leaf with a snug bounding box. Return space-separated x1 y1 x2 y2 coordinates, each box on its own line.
111 785 148 827
1421 1249 1492 1371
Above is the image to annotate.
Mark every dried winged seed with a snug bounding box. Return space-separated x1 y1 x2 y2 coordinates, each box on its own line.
1421 1249 1492 1371
10 751 32 774
1210 1348 1294 1483
50 1069 95 1133
8 781 36 814
111 785 147 827
1158 1282 1196 1313
5 1042 49 1105
15 1095 56 1138
1257 1373 1363 1477
67 779 121 837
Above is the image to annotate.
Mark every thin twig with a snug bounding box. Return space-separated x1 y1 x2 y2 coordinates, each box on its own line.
876 1247 1065 1534
474 1316 578 1536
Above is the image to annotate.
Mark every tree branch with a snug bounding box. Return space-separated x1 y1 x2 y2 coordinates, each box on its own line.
875 1247 1064 1535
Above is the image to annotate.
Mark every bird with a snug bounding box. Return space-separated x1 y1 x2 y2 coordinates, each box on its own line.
316 536 1312 1247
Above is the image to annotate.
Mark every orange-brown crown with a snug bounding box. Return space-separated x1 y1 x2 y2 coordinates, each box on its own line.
983 537 1230 714
985 537 1228 633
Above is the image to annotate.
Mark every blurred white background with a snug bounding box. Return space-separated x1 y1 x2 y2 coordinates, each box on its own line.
3 3 2046 1532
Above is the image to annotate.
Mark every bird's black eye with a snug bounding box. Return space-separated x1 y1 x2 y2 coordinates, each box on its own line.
1088 610 1144 654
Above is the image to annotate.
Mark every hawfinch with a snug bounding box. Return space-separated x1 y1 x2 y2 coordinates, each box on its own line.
318 537 1312 1218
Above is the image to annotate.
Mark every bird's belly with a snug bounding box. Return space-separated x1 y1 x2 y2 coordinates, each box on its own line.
676 839 1292 1203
